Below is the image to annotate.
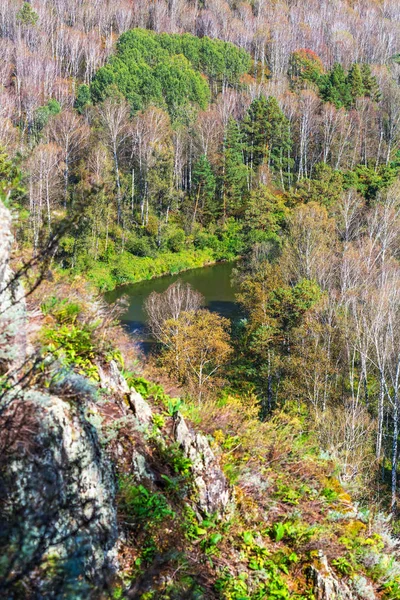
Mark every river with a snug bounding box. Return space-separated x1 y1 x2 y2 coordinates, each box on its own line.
105 261 240 353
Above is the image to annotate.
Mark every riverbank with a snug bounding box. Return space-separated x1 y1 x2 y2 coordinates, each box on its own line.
82 247 219 292
105 260 240 353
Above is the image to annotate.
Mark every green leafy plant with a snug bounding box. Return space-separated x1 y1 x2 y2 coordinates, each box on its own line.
118 478 174 528
201 532 223 556
166 397 183 417
382 578 400 600
332 556 353 576
271 522 286 542
42 323 99 380
321 487 339 503
152 413 166 430
159 442 192 477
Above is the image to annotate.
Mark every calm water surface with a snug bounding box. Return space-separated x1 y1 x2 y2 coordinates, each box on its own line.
105 261 241 352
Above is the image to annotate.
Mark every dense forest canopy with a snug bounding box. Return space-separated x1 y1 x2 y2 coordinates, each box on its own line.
2 1 399 286
88 29 251 114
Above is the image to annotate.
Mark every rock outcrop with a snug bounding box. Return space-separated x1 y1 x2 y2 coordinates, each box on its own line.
0 201 232 596
103 372 232 519
0 203 118 597
129 388 153 426
174 413 232 517
1 389 118 595
0 200 26 373
310 553 357 600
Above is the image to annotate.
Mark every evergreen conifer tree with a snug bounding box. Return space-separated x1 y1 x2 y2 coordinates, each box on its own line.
242 95 292 182
361 64 381 102
347 63 365 103
320 63 352 108
221 118 248 219
191 155 217 225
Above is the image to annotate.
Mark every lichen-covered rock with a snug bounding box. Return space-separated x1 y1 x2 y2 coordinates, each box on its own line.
97 359 130 396
174 413 232 517
310 553 356 600
132 450 155 482
0 201 26 372
0 389 118 596
129 389 153 426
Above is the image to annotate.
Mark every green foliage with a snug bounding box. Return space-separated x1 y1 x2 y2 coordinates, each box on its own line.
292 163 344 207
127 376 173 408
0 148 25 206
244 186 288 244
343 162 400 201
222 118 248 218
74 84 91 114
200 532 223 556
317 62 380 108
40 297 101 380
321 487 339 503
288 49 324 85
160 442 193 477
361 64 381 102
271 522 286 542
41 297 81 324
191 155 218 225
90 29 250 117
347 63 365 102
155 32 251 88
16 2 39 26
118 478 174 527
167 228 186 253
332 556 353 576
42 323 99 380
151 413 165 430
83 247 216 291
268 278 322 332
382 579 400 600
216 559 292 600
267 521 315 546
166 397 183 417
319 63 353 108
32 99 61 138
242 95 292 177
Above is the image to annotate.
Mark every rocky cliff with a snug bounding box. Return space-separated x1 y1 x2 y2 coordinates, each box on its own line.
0 203 118 598
0 202 232 598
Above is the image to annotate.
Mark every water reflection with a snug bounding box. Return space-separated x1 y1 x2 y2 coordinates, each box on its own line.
105 261 241 353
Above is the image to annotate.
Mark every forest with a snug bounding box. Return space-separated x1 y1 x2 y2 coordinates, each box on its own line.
2 0 400 598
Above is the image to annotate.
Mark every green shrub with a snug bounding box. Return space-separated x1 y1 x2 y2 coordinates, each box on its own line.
125 234 156 258
118 478 174 527
167 229 186 253
42 323 99 380
41 297 81 324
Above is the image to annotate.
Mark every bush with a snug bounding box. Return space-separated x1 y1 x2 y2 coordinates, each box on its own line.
41 323 99 380
167 229 186 253
125 234 156 258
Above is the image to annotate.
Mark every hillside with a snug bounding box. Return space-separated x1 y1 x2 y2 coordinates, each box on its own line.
1 202 400 599
2 0 400 598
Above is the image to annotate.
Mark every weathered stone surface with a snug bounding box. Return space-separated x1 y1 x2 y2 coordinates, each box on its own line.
1 391 118 591
0 203 118 594
97 359 130 395
132 450 154 482
129 389 153 426
310 553 356 600
0 202 26 372
174 413 232 517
